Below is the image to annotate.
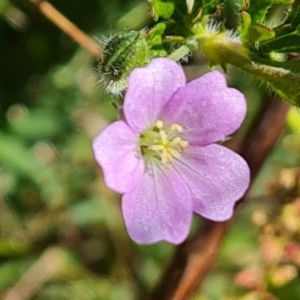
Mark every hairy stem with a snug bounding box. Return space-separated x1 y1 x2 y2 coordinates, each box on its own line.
203 37 300 106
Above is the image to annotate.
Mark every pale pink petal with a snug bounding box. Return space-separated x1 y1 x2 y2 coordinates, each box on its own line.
123 58 186 132
92 121 144 194
122 165 192 244
173 144 250 221
161 71 246 145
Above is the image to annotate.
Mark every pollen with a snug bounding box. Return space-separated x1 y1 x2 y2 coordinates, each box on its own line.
139 120 189 168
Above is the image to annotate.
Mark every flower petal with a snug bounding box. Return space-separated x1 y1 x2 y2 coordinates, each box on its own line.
124 58 186 132
161 71 246 145
174 144 250 221
92 121 144 194
122 165 192 244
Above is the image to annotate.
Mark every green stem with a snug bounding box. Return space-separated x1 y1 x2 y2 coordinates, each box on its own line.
198 35 300 106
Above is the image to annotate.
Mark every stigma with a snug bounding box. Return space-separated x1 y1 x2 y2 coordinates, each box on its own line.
139 120 189 168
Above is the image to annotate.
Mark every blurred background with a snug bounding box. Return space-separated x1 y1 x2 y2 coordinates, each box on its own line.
1 0 300 299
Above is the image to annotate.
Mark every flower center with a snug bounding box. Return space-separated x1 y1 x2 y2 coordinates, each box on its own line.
139 120 189 168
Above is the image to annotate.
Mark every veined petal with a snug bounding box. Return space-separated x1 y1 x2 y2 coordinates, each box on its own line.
122 165 192 244
92 121 144 194
161 71 246 145
124 58 186 132
174 144 250 221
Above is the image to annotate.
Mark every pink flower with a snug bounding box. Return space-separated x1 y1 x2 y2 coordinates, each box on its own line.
93 58 250 244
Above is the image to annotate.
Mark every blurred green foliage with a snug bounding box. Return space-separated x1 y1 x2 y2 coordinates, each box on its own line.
0 0 300 299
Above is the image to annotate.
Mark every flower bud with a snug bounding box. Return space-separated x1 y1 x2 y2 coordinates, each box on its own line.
99 31 149 97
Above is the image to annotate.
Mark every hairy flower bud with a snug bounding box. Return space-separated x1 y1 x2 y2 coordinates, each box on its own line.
99 31 149 97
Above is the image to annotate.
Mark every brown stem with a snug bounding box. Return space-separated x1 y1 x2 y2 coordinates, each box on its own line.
29 0 102 58
148 94 289 300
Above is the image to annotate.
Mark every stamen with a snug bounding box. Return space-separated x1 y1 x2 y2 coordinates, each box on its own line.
150 145 164 151
167 148 181 158
155 120 164 129
161 149 169 165
179 140 189 148
170 123 183 132
169 136 182 146
139 120 189 168
159 130 168 144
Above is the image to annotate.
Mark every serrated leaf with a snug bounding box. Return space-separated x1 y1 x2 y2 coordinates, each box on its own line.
248 0 293 24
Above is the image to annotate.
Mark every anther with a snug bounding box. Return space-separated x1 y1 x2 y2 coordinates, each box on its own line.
155 120 164 129
139 120 189 168
170 123 183 132
179 140 189 148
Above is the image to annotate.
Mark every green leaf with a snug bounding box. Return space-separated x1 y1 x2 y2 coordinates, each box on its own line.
271 279 300 300
67 197 105 227
201 0 220 14
0 238 29 257
247 24 275 48
0 0 9 13
240 11 252 44
259 27 300 53
287 107 300 134
287 0 300 30
248 0 294 24
150 0 177 20
150 0 220 21
9 108 64 140
147 22 169 56
0 259 31 290
0 132 44 183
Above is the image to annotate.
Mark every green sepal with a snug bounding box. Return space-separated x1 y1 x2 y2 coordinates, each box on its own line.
100 31 140 79
240 11 252 45
239 11 276 49
241 0 250 11
99 31 150 96
248 24 275 48
147 22 169 57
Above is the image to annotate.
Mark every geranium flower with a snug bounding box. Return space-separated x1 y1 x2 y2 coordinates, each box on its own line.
93 58 250 244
